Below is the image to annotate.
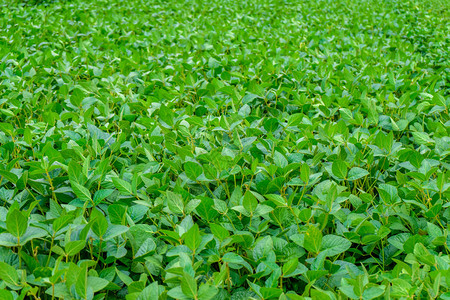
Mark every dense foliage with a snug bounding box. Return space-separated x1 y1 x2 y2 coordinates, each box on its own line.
0 0 449 299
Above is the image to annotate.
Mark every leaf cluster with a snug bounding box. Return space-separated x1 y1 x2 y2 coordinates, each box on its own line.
0 0 449 299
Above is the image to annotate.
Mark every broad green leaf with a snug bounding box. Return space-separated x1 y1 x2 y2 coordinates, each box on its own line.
112 177 133 195
0 290 14 300
332 160 348 179
273 151 288 168
137 282 159 300
93 189 114 204
6 209 27 238
260 287 283 299
210 224 229 241
321 235 352 257
53 214 75 233
282 258 298 277
222 253 252 272
103 225 129 241
135 238 156 258
195 197 218 222
412 132 434 145
20 227 48 246
0 170 18 184
167 286 189 300
304 226 322 254
45 283 71 299
243 191 258 214
65 240 86 256
198 284 218 300
184 161 203 181
414 243 436 266
166 191 184 214
0 233 18 247
363 286 386 299
300 163 310 183
0 262 19 286
87 276 109 293
347 167 369 181
108 204 127 225
71 182 93 204
75 266 88 299
91 209 108 238
159 104 174 127
184 223 201 252
181 272 197 298
265 194 287 207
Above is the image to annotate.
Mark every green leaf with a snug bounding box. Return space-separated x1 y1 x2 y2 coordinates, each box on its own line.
414 243 436 266
0 233 18 247
265 194 287 207
112 177 133 195
260 287 283 299
184 223 201 252
0 122 14 135
363 286 386 299
366 98 379 125
65 240 86 256
53 214 75 233
300 163 310 183
304 226 322 254
75 266 88 299
159 104 174 127
243 191 258 214
135 238 156 258
93 189 114 205
71 181 93 204
332 160 348 179
198 284 218 300
0 170 18 184
116 268 133 286
45 283 71 299
6 209 28 238
321 235 352 257
210 224 229 241
412 131 434 145
87 276 109 293
347 167 369 181
378 184 400 204
0 262 19 286
195 197 218 222
20 227 48 246
282 258 298 277
273 151 288 168
108 204 127 225
167 286 189 300
103 225 129 241
91 209 108 238
137 282 159 300
185 199 201 214
166 191 184 214
0 290 14 300
222 253 252 272
181 272 197 298
184 161 203 181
